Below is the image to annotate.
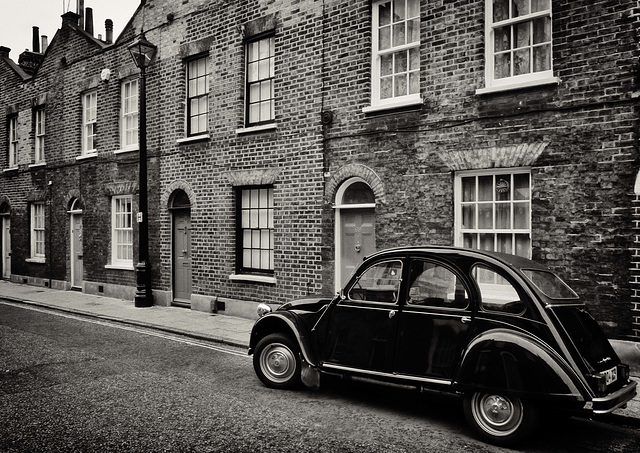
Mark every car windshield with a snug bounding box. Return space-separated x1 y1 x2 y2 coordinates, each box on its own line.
521 269 579 301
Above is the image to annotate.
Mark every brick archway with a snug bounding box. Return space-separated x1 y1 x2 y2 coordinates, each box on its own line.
325 163 386 205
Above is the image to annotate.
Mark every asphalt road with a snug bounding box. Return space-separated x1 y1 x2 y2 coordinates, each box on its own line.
1 302 639 453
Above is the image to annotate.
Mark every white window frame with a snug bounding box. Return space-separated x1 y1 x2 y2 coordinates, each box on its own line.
81 90 97 157
245 35 275 127
34 109 45 164
186 56 210 137
364 0 422 113
237 186 275 274
120 79 139 152
30 202 45 261
454 168 532 259
477 0 558 94
8 116 18 168
110 195 134 269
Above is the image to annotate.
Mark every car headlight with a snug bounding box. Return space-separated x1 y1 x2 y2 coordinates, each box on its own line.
257 303 272 318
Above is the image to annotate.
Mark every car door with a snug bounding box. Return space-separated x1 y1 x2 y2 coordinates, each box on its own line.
393 257 474 381
322 259 403 374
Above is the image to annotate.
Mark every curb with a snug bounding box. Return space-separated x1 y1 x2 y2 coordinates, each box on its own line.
0 296 250 351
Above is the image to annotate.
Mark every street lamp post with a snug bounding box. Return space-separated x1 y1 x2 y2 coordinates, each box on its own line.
128 32 157 308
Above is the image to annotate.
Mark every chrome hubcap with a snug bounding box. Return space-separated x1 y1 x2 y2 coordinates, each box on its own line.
261 343 295 383
471 393 523 437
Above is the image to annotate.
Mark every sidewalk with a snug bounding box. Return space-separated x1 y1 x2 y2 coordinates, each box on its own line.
0 280 638 423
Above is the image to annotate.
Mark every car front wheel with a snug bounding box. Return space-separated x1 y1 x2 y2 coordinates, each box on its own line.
463 392 538 446
253 333 302 390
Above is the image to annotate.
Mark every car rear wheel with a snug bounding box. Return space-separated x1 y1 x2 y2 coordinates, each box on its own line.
463 392 538 446
253 333 302 390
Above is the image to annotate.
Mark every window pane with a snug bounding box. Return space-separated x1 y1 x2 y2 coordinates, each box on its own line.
515 234 531 257
533 45 551 72
381 54 393 76
495 53 511 79
407 0 419 17
493 0 509 22
462 205 475 229
512 0 529 17
513 174 530 200
462 177 476 202
514 48 530 75
478 176 493 201
379 26 391 50
532 0 549 12
380 77 393 99
379 2 391 26
478 204 493 229
533 16 551 44
393 23 406 46
514 202 530 229
394 73 407 96
494 26 511 52
409 71 420 95
394 0 405 20
496 203 511 229
479 233 495 251
497 234 513 254
515 21 530 48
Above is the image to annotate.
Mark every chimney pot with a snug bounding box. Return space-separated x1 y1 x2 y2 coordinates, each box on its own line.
105 19 113 44
77 0 85 29
41 36 48 53
32 26 40 53
85 7 94 36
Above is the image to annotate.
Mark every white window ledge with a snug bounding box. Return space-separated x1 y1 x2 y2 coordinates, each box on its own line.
236 123 277 135
229 273 276 284
476 76 560 95
114 147 139 155
76 153 97 161
29 162 46 169
3 167 19 173
105 264 135 271
362 96 423 114
177 134 210 144
25 257 45 264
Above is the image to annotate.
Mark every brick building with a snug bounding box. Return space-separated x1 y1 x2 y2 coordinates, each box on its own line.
1 0 640 340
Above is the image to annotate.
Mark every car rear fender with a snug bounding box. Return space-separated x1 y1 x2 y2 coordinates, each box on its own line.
248 312 317 366
456 329 586 401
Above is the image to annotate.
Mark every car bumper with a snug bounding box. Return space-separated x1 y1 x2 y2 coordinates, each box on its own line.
591 380 637 414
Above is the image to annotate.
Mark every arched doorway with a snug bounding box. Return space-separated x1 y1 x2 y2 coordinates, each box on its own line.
170 190 192 306
334 178 376 290
68 198 83 289
1 202 10 279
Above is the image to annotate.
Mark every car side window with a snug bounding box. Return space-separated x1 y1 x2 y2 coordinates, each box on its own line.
407 260 468 308
472 264 525 314
348 260 402 303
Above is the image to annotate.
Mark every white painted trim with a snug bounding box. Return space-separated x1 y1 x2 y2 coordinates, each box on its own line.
176 134 210 144
229 274 276 284
236 123 277 135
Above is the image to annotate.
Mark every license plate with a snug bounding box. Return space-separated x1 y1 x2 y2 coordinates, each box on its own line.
601 366 617 386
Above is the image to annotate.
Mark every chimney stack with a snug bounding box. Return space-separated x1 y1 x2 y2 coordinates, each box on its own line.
85 7 94 36
41 36 48 53
32 27 40 53
77 0 84 30
105 19 113 44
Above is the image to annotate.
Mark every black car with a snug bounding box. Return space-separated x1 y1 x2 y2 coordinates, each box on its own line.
248 246 637 445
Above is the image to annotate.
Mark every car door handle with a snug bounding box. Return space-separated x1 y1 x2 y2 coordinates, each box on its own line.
461 316 472 324
389 310 397 319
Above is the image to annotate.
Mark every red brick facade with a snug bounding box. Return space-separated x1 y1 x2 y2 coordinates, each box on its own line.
1 0 640 339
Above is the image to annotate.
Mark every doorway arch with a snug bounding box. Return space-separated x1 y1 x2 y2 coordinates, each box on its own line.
170 189 192 306
334 178 376 291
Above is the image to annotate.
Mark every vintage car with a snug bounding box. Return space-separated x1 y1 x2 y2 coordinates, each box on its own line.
248 246 637 445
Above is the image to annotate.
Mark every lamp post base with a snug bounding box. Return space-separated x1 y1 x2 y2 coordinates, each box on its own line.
134 261 153 307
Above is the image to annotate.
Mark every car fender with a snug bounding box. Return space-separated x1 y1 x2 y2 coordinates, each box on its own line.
456 328 585 401
249 311 318 367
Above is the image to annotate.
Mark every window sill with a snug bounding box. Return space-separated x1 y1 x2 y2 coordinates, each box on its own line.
229 273 276 284
76 153 97 161
105 264 135 271
25 257 45 264
29 162 46 169
114 147 139 155
476 76 560 95
236 123 277 135
177 134 210 145
3 167 18 174
362 96 423 114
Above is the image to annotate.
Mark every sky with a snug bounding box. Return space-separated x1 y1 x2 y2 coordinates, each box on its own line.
0 0 140 59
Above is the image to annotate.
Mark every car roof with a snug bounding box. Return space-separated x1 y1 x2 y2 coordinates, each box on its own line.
364 246 548 272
